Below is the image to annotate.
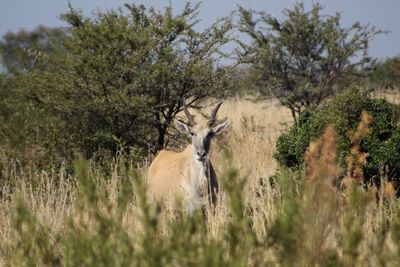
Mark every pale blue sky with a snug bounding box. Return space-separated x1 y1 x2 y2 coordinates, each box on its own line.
0 0 399 60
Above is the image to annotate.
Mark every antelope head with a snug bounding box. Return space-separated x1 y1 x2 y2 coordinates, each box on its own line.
175 100 229 162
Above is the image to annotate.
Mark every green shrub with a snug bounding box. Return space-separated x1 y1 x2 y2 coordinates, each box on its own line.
275 90 400 186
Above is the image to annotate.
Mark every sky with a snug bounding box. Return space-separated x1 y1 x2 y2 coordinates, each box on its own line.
0 0 399 61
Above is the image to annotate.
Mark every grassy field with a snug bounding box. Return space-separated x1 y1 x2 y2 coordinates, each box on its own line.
1 96 400 266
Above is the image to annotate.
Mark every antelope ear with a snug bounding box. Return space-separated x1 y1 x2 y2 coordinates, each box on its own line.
212 120 230 135
175 120 191 134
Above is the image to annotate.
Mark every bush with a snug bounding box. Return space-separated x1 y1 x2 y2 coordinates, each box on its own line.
275 90 400 187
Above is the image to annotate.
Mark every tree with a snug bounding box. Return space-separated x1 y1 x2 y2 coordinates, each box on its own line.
0 28 69 165
25 3 234 158
368 56 400 89
237 3 381 119
0 26 66 73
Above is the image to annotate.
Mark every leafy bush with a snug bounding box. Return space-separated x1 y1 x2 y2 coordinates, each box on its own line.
275 90 400 186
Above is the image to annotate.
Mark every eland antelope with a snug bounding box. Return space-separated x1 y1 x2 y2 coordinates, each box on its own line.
147 100 229 213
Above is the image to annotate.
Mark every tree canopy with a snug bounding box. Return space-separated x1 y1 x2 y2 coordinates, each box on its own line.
0 26 66 73
237 3 382 119
8 3 234 160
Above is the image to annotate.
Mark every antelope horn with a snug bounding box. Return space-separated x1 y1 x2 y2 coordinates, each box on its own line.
208 101 223 126
182 99 195 125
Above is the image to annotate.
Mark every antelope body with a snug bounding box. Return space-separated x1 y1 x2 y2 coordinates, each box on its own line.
147 101 229 213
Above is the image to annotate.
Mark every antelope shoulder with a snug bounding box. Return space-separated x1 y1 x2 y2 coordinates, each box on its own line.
147 146 192 202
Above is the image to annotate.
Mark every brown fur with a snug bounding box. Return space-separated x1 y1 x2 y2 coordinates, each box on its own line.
147 145 219 212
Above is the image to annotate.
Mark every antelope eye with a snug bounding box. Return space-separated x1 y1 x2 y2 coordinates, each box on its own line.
190 132 195 136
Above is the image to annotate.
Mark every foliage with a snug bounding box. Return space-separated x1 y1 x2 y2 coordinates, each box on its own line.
275 90 400 187
0 26 66 73
237 3 382 119
1 3 234 161
367 56 400 89
0 27 69 164
0 74 51 165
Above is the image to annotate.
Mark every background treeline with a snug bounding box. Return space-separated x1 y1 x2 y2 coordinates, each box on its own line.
0 2 399 172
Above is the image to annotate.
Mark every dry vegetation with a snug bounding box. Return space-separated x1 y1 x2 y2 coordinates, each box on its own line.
205 97 293 180
1 96 400 266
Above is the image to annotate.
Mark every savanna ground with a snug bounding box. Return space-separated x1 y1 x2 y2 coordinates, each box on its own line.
1 92 400 266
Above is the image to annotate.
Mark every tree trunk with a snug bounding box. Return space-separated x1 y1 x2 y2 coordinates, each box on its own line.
290 106 298 121
155 124 167 153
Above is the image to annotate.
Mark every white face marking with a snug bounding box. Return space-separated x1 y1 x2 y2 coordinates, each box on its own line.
190 125 213 162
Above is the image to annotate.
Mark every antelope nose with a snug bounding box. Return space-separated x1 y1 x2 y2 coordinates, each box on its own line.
197 151 207 160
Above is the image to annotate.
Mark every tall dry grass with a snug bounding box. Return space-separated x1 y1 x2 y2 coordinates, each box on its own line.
1 96 400 266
